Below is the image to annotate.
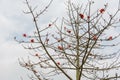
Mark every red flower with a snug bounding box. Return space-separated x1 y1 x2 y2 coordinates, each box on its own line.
108 36 112 40
57 62 60 65
30 39 34 43
35 53 39 56
67 44 71 48
58 46 63 50
67 30 71 33
93 35 97 40
79 14 84 19
23 34 27 37
48 24 52 27
87 16 90 19
99 8 105 13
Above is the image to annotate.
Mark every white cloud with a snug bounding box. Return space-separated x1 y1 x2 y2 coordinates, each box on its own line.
0 0 32 80
0 40 28 80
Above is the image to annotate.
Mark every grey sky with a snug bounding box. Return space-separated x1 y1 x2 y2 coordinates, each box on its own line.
0 0 120 80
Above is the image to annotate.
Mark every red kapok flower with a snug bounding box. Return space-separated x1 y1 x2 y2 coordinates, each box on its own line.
93 35 97 40
79 14 84 19
108 36 112 40
57 62 60 65
87 16 90 19
99 8 105 13
67 44 71 48
67 30 71 33
30 39 34 43
35 53 39 56
23 34 27 37
48 24 52 27
58 46 63 50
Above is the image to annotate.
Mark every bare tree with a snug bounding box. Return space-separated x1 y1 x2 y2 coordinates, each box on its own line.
15 0 120 80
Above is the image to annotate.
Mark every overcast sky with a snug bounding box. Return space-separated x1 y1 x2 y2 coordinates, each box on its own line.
0 0 120 80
